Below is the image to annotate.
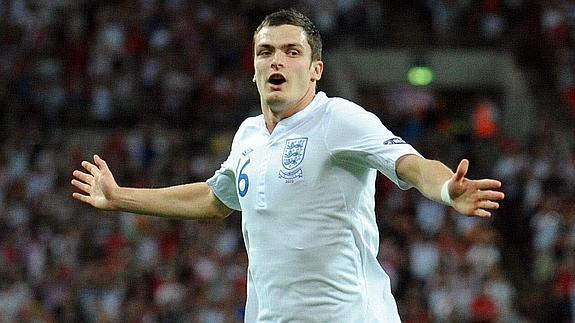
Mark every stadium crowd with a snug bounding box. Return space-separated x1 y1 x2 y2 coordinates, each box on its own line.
0 0 574 322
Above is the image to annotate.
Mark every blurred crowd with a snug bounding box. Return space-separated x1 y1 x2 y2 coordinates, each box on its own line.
0 0 575 322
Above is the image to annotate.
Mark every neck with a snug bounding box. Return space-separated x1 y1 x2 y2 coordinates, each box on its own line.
262 88 316 133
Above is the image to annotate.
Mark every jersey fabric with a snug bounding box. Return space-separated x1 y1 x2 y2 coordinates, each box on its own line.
207 92 421 323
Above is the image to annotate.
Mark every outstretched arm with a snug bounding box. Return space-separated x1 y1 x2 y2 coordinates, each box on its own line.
396 155 504 217
71 155 233 220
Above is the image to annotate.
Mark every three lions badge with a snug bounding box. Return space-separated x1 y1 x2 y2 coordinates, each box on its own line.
279 137 308 183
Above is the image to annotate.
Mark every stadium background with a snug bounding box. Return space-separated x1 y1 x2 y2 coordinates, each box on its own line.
0 0 574 322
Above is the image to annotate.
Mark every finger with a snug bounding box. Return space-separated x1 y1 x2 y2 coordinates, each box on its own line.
475 190 505 201
71 179 91 194
81 161 100 176
453 159 469 182
72 192 93 205
469 179 502 190
473 209 491 218
73 170 94 185
477 200 499 210
94 155 110 172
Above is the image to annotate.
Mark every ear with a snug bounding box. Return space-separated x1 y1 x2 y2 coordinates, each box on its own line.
310 60 324 82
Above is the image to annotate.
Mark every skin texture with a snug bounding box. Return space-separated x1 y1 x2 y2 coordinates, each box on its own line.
253 25 323 133
396 156 504 217
72 155 231 219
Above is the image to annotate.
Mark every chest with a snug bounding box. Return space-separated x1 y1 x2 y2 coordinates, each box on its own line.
234 134 329 208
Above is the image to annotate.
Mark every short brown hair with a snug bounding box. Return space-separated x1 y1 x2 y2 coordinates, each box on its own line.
254 9 322 61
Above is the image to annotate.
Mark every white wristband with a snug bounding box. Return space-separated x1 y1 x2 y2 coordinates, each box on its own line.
441 180 452 206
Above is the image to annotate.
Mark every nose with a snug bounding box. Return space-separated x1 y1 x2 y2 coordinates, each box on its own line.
271 52 285 70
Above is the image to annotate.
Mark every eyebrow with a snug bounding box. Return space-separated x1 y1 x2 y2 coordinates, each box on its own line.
256 43 304 50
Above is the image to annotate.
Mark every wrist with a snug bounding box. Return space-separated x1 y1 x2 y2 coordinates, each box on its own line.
441 180 452 206
107 186 125 211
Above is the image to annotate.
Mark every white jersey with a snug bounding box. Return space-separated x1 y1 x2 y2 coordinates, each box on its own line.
207 92 421 323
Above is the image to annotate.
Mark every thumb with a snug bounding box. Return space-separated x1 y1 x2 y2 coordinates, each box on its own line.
453 159 469 183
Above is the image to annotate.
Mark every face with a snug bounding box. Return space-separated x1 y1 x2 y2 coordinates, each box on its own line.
253 24 323 116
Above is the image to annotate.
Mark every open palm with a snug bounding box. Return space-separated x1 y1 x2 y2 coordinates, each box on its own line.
71 155 119 211
448 159 504 217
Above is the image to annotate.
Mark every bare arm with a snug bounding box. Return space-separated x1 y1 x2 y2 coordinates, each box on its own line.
72 155 233 220
396 154 504 217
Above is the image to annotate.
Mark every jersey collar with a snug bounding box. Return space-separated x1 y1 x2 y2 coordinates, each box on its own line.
261 91 327 137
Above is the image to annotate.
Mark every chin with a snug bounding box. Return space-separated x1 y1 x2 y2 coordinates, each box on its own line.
265 92 285 106
267 100 292 114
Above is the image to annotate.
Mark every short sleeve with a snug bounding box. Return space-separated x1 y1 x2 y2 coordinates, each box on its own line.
323 100 422 190
206 156 242 211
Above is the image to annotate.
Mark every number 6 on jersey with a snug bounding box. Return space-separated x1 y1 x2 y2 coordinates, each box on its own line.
237 159 250 197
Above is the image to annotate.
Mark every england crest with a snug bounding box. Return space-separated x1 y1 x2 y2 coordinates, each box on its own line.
279 137 308 182
282 138 308 170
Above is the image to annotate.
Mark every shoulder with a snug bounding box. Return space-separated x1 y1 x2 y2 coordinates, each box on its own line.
322 95 367 115
319 94 382 131
238 114 263 131
228 115 264 153
234 115 264 138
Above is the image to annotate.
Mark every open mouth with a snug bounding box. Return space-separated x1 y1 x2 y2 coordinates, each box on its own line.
268 74 286 85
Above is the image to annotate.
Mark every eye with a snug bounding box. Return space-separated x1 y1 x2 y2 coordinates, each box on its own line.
258 50 272 56
287 50 300 56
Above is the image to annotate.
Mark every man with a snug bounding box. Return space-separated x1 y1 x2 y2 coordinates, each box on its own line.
72 9 504 323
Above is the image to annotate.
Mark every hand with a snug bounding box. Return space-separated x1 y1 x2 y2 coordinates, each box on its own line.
448 159 505 217
71 155 120 211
